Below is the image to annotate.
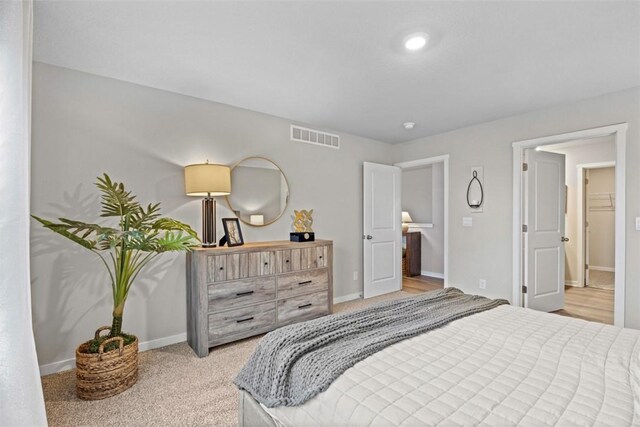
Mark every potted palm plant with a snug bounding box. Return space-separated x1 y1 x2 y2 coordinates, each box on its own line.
33 174 199 400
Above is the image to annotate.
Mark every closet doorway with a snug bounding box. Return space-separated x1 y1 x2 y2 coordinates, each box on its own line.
536 139 616 324
579 163 616 291
513 123 626 326
395 155 449 294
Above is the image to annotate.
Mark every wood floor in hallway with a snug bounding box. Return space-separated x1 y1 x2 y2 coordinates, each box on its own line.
402 276 613 326
402 275 444 294
553 286 613 325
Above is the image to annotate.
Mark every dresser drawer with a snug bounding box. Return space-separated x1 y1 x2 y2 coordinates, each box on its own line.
277 291 329 325
206 255 227 283
277 268 328 299
208 301 276 345
208 277 276 312
277 250 293 273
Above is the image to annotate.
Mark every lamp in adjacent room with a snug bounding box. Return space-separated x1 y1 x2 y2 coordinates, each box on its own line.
250 214 264 226
184 161 231 247
401 211 413 233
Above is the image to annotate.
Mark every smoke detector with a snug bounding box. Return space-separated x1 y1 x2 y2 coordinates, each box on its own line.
403 122 416 130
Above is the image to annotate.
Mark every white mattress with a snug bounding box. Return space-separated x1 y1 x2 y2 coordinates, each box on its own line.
263 305 640 426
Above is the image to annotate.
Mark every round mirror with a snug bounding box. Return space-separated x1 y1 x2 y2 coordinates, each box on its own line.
225 157 290 227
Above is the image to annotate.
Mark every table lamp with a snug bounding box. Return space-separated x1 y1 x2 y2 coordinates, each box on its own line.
184 162 231 247
401 211 413 233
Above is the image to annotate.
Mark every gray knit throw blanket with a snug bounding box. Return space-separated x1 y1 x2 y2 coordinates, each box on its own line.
234 287 508 408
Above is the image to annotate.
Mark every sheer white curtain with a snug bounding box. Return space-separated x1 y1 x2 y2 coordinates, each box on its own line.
0 0 48 425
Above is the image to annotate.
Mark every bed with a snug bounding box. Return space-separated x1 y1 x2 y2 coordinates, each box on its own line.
236 290 640 426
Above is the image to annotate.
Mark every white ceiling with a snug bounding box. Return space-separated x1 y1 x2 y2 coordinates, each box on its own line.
34 1 640 144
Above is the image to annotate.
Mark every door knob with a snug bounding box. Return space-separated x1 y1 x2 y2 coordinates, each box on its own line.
365 235 373 240
561 237 569 242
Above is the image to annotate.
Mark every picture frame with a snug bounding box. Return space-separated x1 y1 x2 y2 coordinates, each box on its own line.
222 218 244 247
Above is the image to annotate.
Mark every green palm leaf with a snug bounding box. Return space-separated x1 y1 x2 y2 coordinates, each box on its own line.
130 203 162 229
152 218 198 238
154 231 199 252
96 174 140 218
32 215 97 250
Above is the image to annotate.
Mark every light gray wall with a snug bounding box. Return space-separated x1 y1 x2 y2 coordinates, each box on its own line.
401 166 433 223
393 86 640 328
587 167 616 270
541 137 615 283
31 63 393 368
401 165 445 276
428 162 445 276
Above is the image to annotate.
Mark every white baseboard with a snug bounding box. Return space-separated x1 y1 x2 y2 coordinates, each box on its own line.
137 332 186 353
39 332 187 376
334 292 362 304
420 270 445 279
39 357 75 376
590 266 615 272
565 280 579 287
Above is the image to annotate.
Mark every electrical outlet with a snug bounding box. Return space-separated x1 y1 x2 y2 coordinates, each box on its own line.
353 271 358 281
463 217 473 227
479 279 487 290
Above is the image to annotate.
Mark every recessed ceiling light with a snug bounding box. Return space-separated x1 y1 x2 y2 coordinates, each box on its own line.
403 122 416 130
404 33 429 51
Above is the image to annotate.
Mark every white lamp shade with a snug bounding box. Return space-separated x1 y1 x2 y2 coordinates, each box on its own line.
250 214 264 226
401 211 413 223
184 163 231 196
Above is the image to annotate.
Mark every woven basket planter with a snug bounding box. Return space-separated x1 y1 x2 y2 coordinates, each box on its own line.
75 326 138 400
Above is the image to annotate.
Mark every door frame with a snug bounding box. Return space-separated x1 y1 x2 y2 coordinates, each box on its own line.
394 154 450 287
576 161 616 289
512 123 627 327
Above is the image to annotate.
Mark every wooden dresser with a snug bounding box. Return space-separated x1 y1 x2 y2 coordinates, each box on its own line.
186 240 333 357
403 231 421 277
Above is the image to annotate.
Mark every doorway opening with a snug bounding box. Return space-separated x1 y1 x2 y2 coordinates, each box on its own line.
395 155 449 294
537 136 615 324
512 123 627 327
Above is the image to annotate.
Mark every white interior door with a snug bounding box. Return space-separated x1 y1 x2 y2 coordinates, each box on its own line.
524 149 566 312
363 162 402 298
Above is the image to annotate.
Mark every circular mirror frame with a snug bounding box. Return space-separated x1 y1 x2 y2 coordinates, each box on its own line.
225 156 290 227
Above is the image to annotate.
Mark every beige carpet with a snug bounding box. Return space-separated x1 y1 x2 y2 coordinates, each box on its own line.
42 291 414 427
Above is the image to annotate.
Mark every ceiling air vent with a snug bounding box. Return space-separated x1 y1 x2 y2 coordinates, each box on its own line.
290 125 340 149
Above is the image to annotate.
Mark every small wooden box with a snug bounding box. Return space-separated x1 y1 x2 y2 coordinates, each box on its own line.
290 232 315 242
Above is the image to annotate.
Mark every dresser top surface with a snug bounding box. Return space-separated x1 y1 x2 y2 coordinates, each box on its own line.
191 239 333 253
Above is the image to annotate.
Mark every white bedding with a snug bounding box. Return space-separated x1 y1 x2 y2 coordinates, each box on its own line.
263 305 640 426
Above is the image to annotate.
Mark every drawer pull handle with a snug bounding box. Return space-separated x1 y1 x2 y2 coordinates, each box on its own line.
264 262 268 266
285 259 290 263
298 280 313 286
219 267 224 271
319 256 323 259
236 291 254 297
298 303 312 309
236 317 254 323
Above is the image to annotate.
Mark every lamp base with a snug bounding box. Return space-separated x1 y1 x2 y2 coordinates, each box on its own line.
201 198 217 247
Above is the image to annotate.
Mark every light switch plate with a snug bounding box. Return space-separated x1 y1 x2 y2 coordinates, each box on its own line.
636 217 640 231
463 217 473 227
